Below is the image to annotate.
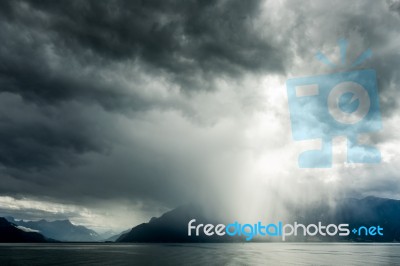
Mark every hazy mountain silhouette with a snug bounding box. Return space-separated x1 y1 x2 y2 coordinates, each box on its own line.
3 196 399 243
5 217 101 242
0 217 52 243
117 204 241 242
118 197 400 243
105 229 131 242
294 196 400 242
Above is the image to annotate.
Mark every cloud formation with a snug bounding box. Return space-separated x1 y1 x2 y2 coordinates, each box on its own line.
0 0 399 230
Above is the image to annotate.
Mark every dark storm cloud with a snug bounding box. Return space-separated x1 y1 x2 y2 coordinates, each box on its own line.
0 0 284 107
0 0 284 172
30 0 284 74
0 93 107 171
389 0 400 14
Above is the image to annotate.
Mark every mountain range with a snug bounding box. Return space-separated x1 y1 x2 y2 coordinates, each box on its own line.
117 196 400 243
105 229 131 242
0 217 53 243
4 217 101 242
1 196 399 243
117 204 242 242
296 196 400 242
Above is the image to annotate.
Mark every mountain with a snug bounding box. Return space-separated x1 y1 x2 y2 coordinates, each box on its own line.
5 217 101 242
105 229 131 242
296 196 400 242
0 217 51 243
118 197 400 243
117 204 240 242
98 230 118 241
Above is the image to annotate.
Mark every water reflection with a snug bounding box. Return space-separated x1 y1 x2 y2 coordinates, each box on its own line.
0 243 399 265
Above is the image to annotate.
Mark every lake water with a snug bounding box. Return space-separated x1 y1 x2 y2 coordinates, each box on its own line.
0 243 399 265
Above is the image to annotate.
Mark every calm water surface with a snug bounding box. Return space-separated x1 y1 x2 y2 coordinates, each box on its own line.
0 243 399 265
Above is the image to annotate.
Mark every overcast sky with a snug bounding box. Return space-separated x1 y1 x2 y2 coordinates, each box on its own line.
0 0 400 232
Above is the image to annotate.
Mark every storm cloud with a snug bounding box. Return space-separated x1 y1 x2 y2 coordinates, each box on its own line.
0 0 400 230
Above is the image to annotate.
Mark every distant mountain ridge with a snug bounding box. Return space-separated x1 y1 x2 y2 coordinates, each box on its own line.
5 217 101 242
117 204 242 242
105 229 131 242
2 196 399 243
0 217 52 243
117 197 400 243
296 196 400 242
